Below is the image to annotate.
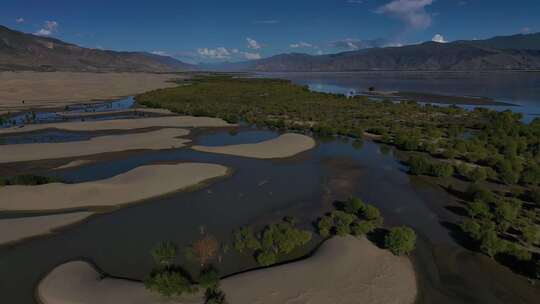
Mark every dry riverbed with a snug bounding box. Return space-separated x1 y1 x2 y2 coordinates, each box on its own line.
0 72 182 111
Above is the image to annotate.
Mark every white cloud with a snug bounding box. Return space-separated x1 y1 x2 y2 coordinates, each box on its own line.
151 50 169 56
316 50 324 55
243 52 261 60
246 37 262 50
521 27 532 34
34 20 59 36
197 47 233 59
332 38 397 50
290 41 315 48
376 0 434 29
432 34 447 43
16 17 25 23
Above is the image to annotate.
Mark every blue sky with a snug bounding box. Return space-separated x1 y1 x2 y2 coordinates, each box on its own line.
1 0 539 63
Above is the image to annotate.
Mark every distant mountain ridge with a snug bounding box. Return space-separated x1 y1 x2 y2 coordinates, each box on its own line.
212 33 540 72
0 25 194 72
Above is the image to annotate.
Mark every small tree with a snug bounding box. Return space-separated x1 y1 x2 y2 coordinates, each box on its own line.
256 250 277 266
205 287 227 304
522 225 540 246
192 235 220 266
317 215 333 237
151 241 177 268
332 211 355 236
351 220 376 236
144 271 195 297
384 227 417 256
199 266 220 289
480 230 507 258
343 197 365 215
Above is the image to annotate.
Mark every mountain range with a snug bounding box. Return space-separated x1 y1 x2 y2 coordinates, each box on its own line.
0 25 194 72
1 24 540 73
217 33 540 72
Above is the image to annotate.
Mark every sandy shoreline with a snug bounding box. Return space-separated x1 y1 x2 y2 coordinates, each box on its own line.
0 116 232 135
0 72 181 111
0 212 93 246
0 163 229 211
38 236 416 304
57 108 175 117
0 128 190 164
192 133 316 159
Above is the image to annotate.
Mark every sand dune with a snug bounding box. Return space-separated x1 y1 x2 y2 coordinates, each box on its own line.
0 72 181 110
192 133 315 159
0 128 189 164
0 163 229 211
0 212 93 245
0 116 232 135
38 236 416 304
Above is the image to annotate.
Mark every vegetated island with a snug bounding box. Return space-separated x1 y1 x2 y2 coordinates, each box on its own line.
136 75 540 278
0 163 229 211
192 133 316 159
38 236 415 304
38 196 418 304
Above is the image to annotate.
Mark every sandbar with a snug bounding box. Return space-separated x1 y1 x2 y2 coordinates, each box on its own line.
0 163 229 211
0 116 232 135
38 236 416 304
192 133 315 159
57 108 175 117
0 212 92 245
0 72 181 111
0 128 190 163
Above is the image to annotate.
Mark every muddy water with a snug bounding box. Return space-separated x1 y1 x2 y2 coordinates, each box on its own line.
0 128 539 303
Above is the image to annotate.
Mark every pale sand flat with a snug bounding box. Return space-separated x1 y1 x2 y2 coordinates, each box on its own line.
0 163 229 211
192 133 316 159
38 236 417 304
0 128 190 164
0 212 93 245
0 116 232 135
0 72 181 110
57 108 175 117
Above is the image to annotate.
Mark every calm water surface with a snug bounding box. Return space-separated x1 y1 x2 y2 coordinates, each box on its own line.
261 72 540 123
1 128 538 303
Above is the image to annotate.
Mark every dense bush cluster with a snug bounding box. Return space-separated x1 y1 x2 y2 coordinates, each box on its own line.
317 197 383 238
233 218 312 266
0 174 62 186
460 184 539 264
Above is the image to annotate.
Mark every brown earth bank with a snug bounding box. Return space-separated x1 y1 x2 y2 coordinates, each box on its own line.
37 236 416 304
0 72 183 111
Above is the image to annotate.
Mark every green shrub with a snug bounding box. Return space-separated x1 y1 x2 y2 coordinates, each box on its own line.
233 227 261 253
351 221 376 236
522 225 540 246
430 162 454 178
466 200 492 219
342 196 366 215
384 227 417 256
151 241 177 268
205 287 227 304
256 250 277 266
479 230 507 257
408 156 431 175
332 211 356 236
144 271 195 297
317 216 333 237
199 267 220 289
